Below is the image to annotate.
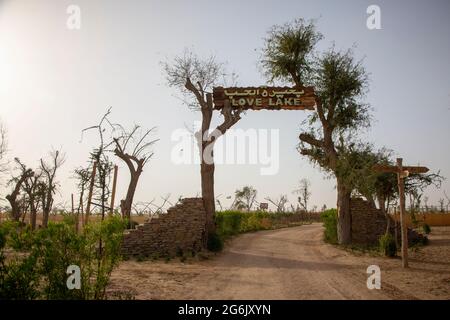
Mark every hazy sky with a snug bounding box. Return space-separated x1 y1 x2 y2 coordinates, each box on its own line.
0 0 449 211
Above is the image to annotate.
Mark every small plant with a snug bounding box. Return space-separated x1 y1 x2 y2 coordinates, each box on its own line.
379 233 397 257
207 232 223 252
320 209 338 244
422 223 431 235
136 254 146 262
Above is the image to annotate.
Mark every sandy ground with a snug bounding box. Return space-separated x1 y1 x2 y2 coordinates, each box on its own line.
108 223 450 300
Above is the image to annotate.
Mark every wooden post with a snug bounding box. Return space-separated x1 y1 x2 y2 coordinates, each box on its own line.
397 158 408 268
84 161 97 226
109 165 118 216
71 193 74 215
373 161 428 268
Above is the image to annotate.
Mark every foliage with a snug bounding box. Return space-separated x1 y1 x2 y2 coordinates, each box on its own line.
206 232 224 252
0 216 126 300
261 18 322 86
320 209 338 244
294 178 311 212
379 233 397 257
422 223 431 235
233 186 257 211
215 210 306 240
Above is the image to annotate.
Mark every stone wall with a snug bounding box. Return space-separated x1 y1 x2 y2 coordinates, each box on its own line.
350 198 421 246
121 198 206 257
350 198 389 245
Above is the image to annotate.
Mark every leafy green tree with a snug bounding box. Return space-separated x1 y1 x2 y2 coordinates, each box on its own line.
260 19 370 244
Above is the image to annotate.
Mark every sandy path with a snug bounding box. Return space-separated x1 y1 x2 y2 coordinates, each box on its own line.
111 224 414 299
109 223 450 299
182 224 389 299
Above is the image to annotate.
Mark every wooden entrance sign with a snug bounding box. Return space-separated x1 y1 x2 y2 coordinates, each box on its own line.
213 86 317 111
373 158 429 268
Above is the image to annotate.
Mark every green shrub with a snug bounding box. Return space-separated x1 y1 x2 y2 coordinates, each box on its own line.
215 210 276 239
422 223 431 235
320 209 338 244
0 221 34 251
0 216 126 300
0 226 40 300
412 235 429 246
379 233 397 257
207 232 223 252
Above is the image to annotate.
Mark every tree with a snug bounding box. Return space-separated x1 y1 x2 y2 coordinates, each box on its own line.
336 143 395 234
16 159 42 230
82 109 158 225
260 19 370 244
163 50 243 239
234 186 257 212
294 178 311 212
6 158 33 222
73 166 91 231
39 150 65 228
82 109 117 221
438 198 445 212
112 125 157 223
0 122 7 175
265 195 288 212
444 191 450 213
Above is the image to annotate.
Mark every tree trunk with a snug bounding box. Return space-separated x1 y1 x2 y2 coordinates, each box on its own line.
378 193 391 235
30 205 37 230
336 178 352 245
201 161 216 240
6 195 21 222
122 173 140 224
42 208 49 228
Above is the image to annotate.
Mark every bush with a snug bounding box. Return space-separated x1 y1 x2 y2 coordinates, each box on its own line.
0 221 34 251
0 216 126 300
379 233 397 257
207 232 223 252
320 209 338 244
422 223 431 235
215 210 277 238
0 226 40 300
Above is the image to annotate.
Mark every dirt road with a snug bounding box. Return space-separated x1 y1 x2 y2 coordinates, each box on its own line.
109 223 450 300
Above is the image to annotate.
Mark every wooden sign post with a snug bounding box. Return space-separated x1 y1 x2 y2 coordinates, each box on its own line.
373 158 429 268
213 86 317 111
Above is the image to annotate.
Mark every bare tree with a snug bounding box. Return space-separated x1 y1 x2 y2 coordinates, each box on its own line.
16 159 42 230
39 150 65 228
74 166 91 231
234 186 257 212
0 122 7 175
6 158 34 222
438 198 445 213
82 109 158 225
112 125 158 223
444 191 450 213
294 178 311 212
82 109 117 220
265 195 288 213
164 49 243 238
